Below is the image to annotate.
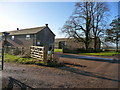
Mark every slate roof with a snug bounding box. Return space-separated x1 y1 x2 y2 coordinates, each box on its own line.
0 26 46 35
9 26 46 35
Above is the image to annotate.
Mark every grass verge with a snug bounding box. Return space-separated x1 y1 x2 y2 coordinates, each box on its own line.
4 53 64 67
79 51 120 56
54 49 63 52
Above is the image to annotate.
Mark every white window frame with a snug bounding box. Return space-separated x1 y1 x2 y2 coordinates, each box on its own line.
26 35 30 40
11 36 15 40
37 41 41 45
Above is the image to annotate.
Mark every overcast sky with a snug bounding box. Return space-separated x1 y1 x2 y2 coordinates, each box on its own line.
0 2 119 38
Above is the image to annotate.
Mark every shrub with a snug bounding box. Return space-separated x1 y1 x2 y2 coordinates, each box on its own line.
21 48 31 58
47 50 60 63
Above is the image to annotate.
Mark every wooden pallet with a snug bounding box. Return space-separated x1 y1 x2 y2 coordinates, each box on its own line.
30 46 48 61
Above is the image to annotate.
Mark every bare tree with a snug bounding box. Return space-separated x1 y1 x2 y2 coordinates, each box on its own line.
61 2 109 52
62 2 93 52
91 2 109 51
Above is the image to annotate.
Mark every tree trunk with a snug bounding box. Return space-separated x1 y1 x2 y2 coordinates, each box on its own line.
85 32 89 52
94 36 97 52
85 40 89 52
116 39 118 52
116 33 119 52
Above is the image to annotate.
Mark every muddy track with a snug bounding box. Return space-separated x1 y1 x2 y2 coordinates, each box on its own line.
1 54 120 89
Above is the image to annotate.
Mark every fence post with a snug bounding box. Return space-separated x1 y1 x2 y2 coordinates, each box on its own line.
1 42 4 70
21 47 23 56
43 45 48 63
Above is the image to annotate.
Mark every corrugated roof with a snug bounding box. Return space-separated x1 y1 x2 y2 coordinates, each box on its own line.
0 26 46 35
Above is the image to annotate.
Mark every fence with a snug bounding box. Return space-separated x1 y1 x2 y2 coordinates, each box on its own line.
4 46 30 57
30 46 48 61
5 45 52 62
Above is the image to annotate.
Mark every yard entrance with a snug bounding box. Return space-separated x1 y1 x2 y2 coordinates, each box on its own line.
2 55 119 88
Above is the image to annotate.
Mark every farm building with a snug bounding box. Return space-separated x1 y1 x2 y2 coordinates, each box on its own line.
0 24 55 55
55 38 101 52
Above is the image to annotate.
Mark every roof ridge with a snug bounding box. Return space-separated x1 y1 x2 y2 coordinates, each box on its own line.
5 26 47 35
9 26 46 32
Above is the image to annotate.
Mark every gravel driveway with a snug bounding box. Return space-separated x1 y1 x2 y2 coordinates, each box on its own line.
1 54 120 89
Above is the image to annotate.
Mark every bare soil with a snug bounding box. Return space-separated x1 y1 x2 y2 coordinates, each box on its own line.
1 54 120 89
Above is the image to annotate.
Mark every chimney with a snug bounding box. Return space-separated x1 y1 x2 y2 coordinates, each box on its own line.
45 24 48 27
17 28 19 30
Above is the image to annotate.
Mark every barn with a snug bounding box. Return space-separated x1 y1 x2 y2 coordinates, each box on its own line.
55 38 101 53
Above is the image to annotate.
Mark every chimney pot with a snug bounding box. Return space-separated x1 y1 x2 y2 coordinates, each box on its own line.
45 24 48 27
17 28 19 30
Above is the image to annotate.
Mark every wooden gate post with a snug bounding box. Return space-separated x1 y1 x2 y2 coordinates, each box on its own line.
43 45 48 63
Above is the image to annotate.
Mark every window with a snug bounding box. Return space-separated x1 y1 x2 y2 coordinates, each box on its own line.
26 35 30 40
11 36 15 40
37 41 40 45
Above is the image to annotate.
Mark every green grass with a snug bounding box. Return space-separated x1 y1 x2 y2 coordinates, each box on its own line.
79 51 120 56
4 53 64 67
4 53 33 64
4 53 20 62
54 49 63 52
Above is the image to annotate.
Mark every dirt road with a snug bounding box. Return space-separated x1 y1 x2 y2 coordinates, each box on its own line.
2 54 120 89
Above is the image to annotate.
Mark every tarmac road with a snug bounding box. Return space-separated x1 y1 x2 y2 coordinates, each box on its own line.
1 54 120 89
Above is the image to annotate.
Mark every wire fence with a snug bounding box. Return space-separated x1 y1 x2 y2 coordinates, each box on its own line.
4 46 30 58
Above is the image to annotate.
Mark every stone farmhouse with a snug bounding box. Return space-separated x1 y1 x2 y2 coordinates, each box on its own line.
0 24 55 52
